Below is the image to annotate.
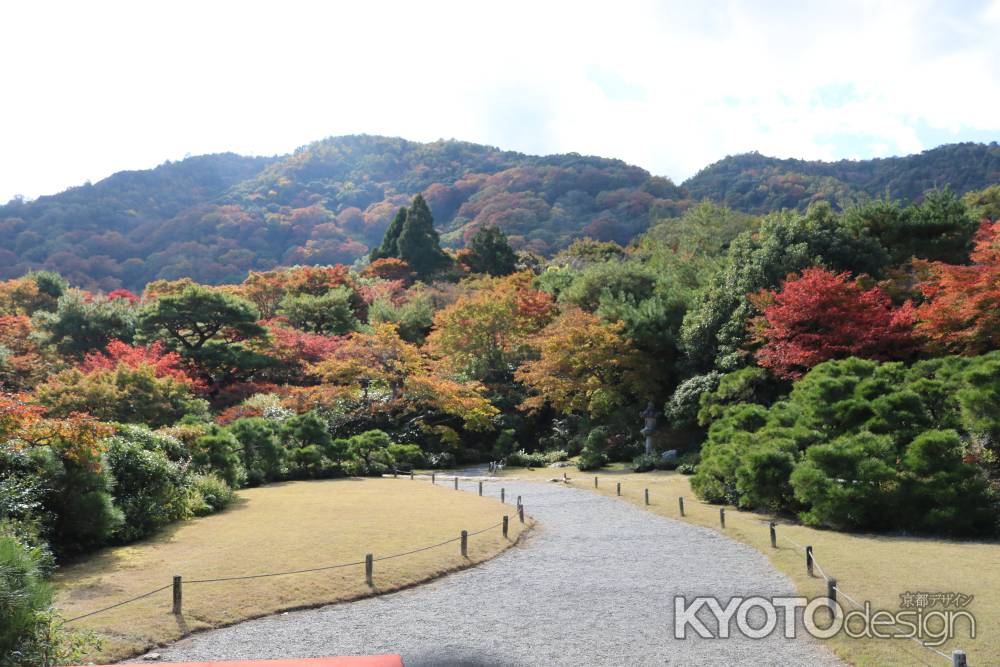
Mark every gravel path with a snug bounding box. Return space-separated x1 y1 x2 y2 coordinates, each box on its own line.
145 477 842 666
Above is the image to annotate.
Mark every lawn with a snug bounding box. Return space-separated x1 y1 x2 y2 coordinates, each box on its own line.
54 477 530 663
500 465 998 667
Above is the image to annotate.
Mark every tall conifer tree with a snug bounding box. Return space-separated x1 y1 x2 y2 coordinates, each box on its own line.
396 195 452 279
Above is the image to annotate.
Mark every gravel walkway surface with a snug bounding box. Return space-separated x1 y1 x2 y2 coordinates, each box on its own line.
144 477 842 666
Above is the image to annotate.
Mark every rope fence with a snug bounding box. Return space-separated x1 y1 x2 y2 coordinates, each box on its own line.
584 475 971 667
64 476 525 625
63 469 972 666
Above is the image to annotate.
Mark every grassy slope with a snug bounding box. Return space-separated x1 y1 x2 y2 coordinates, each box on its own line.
54 477 530 663
502 465 997 667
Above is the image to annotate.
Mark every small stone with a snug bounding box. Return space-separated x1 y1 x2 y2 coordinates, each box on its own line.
142 653 161 661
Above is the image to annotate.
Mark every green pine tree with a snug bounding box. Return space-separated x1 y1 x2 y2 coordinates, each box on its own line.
466 225 517 275
395 194 452 279
370 206 408 262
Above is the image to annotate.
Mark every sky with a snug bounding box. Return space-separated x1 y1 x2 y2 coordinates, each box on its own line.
2 0 1000 202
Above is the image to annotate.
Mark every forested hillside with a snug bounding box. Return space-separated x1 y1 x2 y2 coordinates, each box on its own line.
684 142 1000 213
0 136 688 290
4 136 999 292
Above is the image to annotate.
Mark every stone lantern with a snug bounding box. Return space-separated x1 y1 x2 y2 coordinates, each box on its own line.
640 401 657 455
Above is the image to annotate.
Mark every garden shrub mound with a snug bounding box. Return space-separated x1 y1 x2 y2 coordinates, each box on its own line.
691 354 1000 535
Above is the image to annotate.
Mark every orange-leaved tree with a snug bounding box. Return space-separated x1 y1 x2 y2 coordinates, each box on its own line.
915 220 1000 355
309 322 497 430
0 315 49 391
426 272 555 384
515 307 651 419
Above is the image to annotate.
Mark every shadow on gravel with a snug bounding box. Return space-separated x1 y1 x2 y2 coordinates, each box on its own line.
405 655 516 667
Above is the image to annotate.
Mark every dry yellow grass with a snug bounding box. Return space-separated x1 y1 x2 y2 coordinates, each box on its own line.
502 465 998 667
54 477 530 664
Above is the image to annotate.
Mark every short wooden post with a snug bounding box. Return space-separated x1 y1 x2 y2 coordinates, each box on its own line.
952 650 968 667
478 481 483 496
516 495 521 508
454 476 458 490
594 476 598 488
616 481 621 496
432 472 436 484
769 522 777 548
502 515 509 538
501 488 505 504
644 488 649 505
410 471 414 480
460 530 468 557
678 496 685 516
719 508 726 528
172 575 182 615
365 553 373 585
806 545 814 576
827 577 837 612
518 505 524 523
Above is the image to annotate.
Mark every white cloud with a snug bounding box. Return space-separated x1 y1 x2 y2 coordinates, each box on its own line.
1 0 998 202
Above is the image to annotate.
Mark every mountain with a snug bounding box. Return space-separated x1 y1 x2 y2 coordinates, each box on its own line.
0 135 688 290
683 142 1000 214
4 136 999 291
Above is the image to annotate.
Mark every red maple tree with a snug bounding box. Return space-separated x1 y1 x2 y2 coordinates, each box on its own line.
81 340 202 387
915 220 1000 355
750 268 917 379
106 288 140 303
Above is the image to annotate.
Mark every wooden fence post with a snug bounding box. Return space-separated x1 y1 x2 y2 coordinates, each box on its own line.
410 471 414 480
516 495 521 508
454 476 458 490
501 488 505 504
518 505 524 523
644 488 649 505
952 650 968 667
719 508 726 528
461 530 468 557
806 546 814 576
503 515 509 538
365 554 373 586
432 473 436 484
172 575 182 615
616 482 621 496
769 522 777 548
478 481 483 496
678 496 685 516
594 476 598 488
827 578 837 612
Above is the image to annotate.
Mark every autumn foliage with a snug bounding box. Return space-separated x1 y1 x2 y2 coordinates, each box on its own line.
915 220 1000 355
361 258 413 284
426 272 555 382
515 307 651 418
81 340 201 387
751 268 917 379
0 316 47 390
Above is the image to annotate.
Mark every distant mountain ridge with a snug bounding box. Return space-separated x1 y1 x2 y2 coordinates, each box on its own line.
1 136 997 290
0 135 687 290
682 142 1000 214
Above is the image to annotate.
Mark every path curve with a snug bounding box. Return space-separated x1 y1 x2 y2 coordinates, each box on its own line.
144 478 842 666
